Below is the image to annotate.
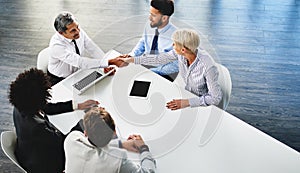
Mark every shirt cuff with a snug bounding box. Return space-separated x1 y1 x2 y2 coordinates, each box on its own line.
189 97 200 107
72 100 78 110
100 59 109 68
134 56 142 64
189 96 208 107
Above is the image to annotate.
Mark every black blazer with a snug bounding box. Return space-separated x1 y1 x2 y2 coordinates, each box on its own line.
13 101 73 173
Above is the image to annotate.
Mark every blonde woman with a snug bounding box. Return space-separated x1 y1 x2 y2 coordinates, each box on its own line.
120 29 222 110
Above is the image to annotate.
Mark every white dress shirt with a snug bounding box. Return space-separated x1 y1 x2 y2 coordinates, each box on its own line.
64 131 156 173
48 29 108 78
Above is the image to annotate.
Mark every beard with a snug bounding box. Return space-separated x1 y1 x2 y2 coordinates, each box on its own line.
150 18 163 28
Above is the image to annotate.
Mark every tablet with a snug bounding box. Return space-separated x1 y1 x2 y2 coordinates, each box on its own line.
129 80 151 99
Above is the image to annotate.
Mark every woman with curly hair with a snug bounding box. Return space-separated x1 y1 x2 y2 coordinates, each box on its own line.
8 68 99 173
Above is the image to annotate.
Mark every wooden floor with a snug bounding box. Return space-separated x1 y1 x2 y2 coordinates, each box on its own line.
0 0 300 171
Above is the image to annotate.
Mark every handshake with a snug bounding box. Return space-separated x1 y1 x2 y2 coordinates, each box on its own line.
108 54 134 67
104 54 134 75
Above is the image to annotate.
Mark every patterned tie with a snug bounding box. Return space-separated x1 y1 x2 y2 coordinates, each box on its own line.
72 39 80 55
150 29 159 54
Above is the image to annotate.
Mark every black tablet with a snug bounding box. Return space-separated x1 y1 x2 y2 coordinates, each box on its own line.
129 80 151 99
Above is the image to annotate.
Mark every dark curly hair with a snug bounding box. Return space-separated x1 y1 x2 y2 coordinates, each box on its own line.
8 68 52 116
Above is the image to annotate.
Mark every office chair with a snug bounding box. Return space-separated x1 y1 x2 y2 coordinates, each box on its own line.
216 63 232 110
1 131 27 173
37 47 50 72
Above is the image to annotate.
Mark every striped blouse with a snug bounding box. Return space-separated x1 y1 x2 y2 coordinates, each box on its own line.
134 48 223 107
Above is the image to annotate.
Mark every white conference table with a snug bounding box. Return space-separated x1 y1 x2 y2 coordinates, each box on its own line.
49 63 300 173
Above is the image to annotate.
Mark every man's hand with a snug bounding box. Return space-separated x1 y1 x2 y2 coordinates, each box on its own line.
166 99 190 110
77 100 99 110
122 140 139 153
129 134 145 148
122 134 146 153
104 66 116 76
127 134 142 140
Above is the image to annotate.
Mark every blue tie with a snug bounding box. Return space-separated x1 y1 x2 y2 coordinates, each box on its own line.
150 29 159 54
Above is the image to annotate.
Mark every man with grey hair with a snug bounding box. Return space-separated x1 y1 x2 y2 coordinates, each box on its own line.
119 29 223 110
47 11 124 85
64 107 156 173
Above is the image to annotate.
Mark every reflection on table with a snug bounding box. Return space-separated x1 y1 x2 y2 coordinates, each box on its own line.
49 63 300 173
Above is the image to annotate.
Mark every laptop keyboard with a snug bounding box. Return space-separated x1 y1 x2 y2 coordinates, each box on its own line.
73 71 103 91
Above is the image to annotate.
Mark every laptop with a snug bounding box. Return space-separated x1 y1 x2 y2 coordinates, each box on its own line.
72 68 114 95
61 49 121 95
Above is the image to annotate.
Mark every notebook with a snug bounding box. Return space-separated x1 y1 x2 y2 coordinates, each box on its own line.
61 49 121 95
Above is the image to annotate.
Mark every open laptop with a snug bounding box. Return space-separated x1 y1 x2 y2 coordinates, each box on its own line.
71 68 114 95
61 49 121 95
